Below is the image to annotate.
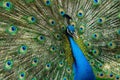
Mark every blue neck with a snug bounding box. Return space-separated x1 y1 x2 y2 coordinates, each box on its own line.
68 35 96 80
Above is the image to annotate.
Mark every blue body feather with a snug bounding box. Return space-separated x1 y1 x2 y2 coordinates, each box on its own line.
67 26 96 80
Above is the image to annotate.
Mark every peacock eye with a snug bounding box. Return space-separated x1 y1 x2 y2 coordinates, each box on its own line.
44 0 51 6
98 72 105 78
80 35 84 39
93 50 96 53
62 26 65 30
40 36 43 40
52 47 55 50
39 36 45 40
47 64 50 67
79 25 85 34
99 19 102 22
56 34 60 38
108 41 116 49
22 46 26 50
97 18 105 24
20 73 25 77
3 1 12 10
101 72 106 78
100 73 103 77
92 48 100 56
60 25 66 31
77 10 84 18
51 21 54 24
78 13 82 16
18 45 28 54
87 43 90 46
90 59 95 65
60 62 63 65
32 58 39 66
60 50 65 56
80 27 83 30
93 0 101 6
11 26 16 31
98 63 102 68
49 19 56 26
84 41 92 49
50 45 56 53
45 63 51 70
28 16 36 23
98 18 102 23
34 59 37 63
55 33 61 40
6 2 10 8
61 11 64 15
59 8 65 16
94 0 98 3
46 1 50 5
31 17 35 22
34 59 38 63
7 26 17 35
4 60 13 70
66 67 71 74
92 33 101 40
109 73 114 78
94 34 97 37
37 35 46 44
7 61 11 65
71 22 76 27
59 61 64 67
116 75 119 80
19 72 26 80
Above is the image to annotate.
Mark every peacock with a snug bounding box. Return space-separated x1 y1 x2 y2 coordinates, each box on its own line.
0 0 120 80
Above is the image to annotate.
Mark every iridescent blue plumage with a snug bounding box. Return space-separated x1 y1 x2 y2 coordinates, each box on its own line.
67 25 96 80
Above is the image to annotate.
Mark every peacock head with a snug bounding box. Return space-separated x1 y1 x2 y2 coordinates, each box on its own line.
63 14 78 38
66 25 78 38
67 25 75 35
